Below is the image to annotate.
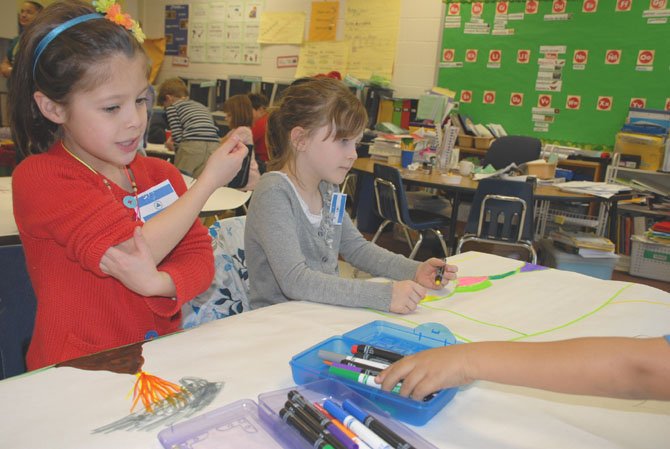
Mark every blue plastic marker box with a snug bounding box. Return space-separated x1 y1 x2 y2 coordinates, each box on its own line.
290 320 459 426
157 379 439 449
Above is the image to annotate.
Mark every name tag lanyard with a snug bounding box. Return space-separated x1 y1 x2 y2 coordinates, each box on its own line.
62 142 141 221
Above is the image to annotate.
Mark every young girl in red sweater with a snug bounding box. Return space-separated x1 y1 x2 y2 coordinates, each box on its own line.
9 0 249 370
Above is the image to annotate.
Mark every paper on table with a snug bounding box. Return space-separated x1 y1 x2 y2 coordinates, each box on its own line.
557 181 631 199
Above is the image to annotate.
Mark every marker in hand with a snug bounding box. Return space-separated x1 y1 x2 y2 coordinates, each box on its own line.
434 258 448 286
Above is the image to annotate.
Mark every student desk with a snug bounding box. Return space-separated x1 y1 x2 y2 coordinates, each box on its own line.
145 143 176 163
0 251 668 449
350 158 623 252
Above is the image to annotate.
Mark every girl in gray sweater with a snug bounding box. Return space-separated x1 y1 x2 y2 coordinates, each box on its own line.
244 78 457 313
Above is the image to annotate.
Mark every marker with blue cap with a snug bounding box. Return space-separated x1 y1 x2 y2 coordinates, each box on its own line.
323 399 392 449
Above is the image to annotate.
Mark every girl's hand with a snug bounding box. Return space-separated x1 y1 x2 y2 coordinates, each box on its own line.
200 135 248 188
232 126 253 145
165 137 175 151
390 280 426 314
100 227 176 297
242 156 260 191
375 346 472 400
415 258 458 289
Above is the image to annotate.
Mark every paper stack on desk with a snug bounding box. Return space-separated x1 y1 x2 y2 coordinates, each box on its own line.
557 181 631 198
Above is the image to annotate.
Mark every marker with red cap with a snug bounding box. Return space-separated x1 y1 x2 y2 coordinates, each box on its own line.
351 345 404 364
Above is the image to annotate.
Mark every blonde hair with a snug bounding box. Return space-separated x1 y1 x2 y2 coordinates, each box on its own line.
156 78 188 106
266 78 366 173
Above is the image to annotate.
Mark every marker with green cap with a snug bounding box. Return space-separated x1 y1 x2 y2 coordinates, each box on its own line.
328 366 402 394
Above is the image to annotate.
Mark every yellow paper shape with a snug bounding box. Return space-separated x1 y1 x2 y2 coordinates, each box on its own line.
309 1 339 42
344 0 400 80
295 40 350 79
258 12 306 44
142 38 166 84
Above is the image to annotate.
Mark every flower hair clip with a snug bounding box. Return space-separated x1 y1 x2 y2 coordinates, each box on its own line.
93 0 145 43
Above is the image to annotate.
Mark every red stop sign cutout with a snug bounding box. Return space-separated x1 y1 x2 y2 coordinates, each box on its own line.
489 50 502 63
460 90 472 103
583 0 598 13
443 49 455 62
566 96 581 110
637 50 655 66
605 50 621 64
553 0 567 13
496 1 509 14
650 0 667 9
517 49 531 64
616 0 632 11
630 98 646 109
483 91 496 104
538 95 552 107
526 0 539 13
472 2 483 16
465 49 478 62
510 93 524 106
448 3 461 15
573 49 588 64
597 96 612 111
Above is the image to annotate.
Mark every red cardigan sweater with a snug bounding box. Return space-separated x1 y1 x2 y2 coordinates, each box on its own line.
12 143 214 370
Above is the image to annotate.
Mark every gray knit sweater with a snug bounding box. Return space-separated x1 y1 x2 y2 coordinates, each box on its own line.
245 172 420 311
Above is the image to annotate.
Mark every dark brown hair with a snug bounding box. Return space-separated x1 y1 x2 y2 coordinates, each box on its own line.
247 93 269 110
223 94 254 129
10 0 146 157
266 78 367 172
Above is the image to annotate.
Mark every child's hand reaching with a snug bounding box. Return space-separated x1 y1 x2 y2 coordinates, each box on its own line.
415 258 458 289
375 346 470 400
390 280 426 314
100 227 176 298
200 135 248 189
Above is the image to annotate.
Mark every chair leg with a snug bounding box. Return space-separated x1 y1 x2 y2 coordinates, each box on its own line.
408 233 425 260
401 226 414 253
370 219 392 245
431 228 449 258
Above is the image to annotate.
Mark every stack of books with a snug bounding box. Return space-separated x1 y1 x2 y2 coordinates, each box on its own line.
549 230 617 258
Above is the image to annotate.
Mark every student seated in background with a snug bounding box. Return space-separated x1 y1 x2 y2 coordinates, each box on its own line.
376 336 670 401
245 78 458 314
247 93 269 169
222 94 260 191
157 78 221 178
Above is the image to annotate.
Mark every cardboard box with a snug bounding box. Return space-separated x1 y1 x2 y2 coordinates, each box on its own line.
614 132 666 171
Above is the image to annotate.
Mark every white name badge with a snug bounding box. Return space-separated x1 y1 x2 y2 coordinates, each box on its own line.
137 179 179 222
330 192 347 225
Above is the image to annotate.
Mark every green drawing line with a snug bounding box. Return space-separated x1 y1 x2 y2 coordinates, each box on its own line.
421 303 527 336
455 279 493 292
509 283 635 341
489 269 519 280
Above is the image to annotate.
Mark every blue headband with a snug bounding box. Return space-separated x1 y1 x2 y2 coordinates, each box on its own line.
32 13 103 78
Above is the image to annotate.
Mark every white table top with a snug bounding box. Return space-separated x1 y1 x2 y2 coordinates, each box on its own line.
1 252 669 449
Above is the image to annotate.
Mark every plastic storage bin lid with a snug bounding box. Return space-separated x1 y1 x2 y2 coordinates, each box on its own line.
157 379 439 449
289 320 459 426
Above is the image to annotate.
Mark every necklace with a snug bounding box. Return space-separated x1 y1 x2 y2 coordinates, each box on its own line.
62 142 141 221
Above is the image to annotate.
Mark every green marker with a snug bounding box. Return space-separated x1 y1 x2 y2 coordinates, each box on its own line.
328 366 402 394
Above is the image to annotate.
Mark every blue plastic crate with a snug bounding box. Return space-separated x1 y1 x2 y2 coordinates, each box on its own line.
289 320 459 425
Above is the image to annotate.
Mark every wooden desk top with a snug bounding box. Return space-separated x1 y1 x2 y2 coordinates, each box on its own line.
351 158 606 202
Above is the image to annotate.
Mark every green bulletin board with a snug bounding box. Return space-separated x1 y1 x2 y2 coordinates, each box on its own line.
437 0 670 149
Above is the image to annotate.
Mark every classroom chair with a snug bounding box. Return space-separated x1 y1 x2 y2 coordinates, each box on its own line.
0 244 37 380
371 163 450 259
456 178 537 263
483 135 542 170
181 216 249 329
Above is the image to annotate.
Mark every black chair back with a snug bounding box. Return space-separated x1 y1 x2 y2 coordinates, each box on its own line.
0 244 37 379
465 178 535 242
483 135 542 169
373 163 411 226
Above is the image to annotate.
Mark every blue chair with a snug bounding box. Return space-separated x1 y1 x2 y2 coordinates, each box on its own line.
0 244 37 379
371 163 450 259
456 178 537 263
483 135 542 169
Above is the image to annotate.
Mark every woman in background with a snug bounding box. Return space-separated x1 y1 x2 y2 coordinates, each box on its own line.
1 1 43 79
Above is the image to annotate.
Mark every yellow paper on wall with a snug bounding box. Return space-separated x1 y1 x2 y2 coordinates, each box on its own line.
309 1 339 42
258 12 306 44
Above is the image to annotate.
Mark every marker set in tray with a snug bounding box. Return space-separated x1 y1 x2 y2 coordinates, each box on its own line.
157 379 438 449
290 320 459 425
